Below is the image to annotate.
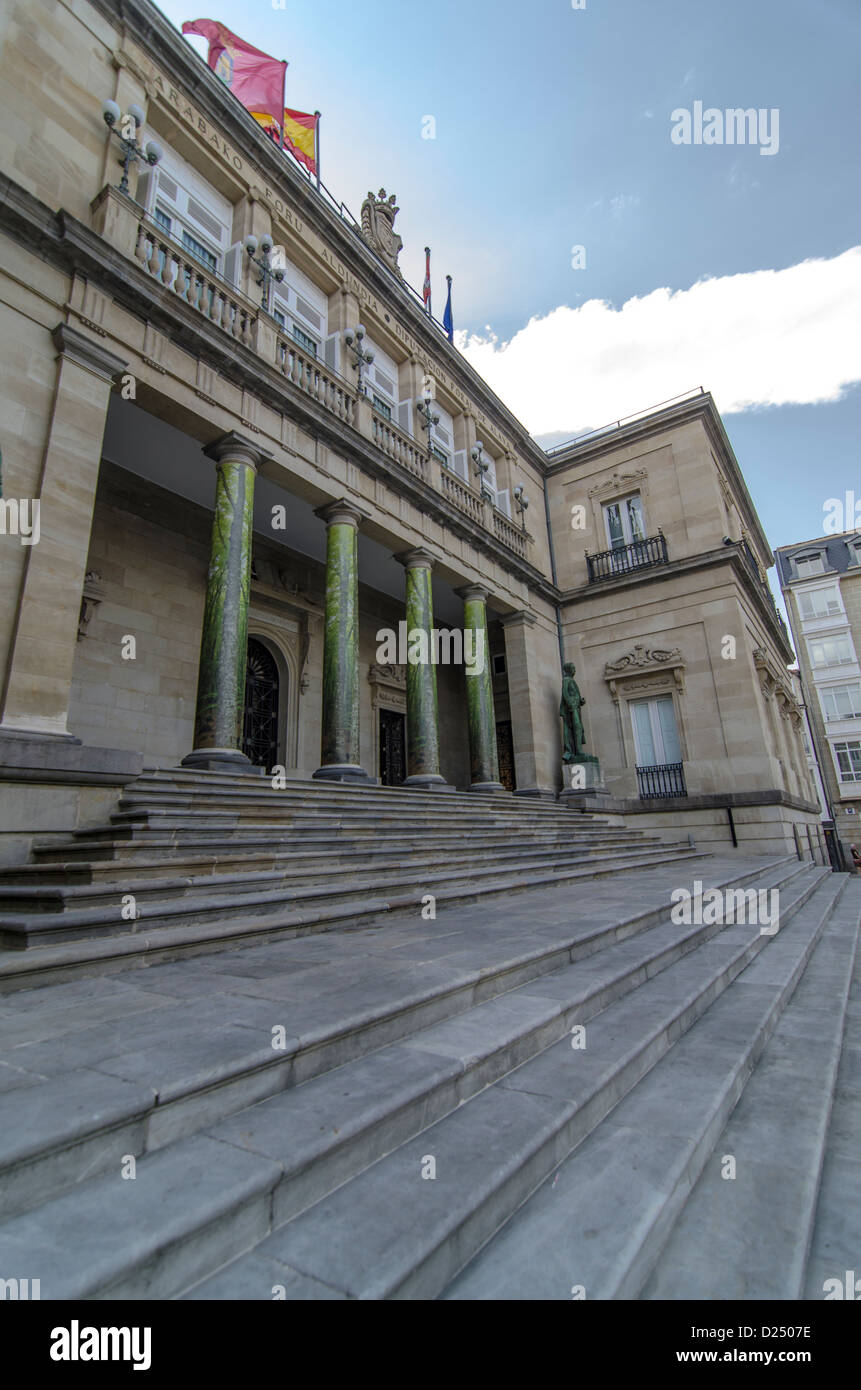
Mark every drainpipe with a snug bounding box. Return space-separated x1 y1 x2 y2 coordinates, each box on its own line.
543 471 565 669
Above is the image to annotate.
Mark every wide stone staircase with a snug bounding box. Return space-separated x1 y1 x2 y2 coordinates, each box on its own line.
0 771 857 1300
0 767 699 989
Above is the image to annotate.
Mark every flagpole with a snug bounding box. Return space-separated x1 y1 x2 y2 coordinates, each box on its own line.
279 62 287 149
424 246 432 318
314 111 321 191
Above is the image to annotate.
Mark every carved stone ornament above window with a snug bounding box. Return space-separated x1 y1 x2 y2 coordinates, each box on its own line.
587 468 648 501
603 642 685 701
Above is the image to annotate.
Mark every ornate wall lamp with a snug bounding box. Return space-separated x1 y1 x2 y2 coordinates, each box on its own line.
513 484 530 530
245 234 285 307
471 441 493 501
101 99 162 196
345 324 375 395
415 382 440 456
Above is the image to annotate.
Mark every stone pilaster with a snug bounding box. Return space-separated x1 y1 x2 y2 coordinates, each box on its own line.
397 548 448 789
313 498 374 783
501 609 559 797
183 432 269 772
458 584 503 792
0 324 127 740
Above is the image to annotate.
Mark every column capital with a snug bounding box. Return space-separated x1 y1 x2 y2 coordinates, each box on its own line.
456 583 490 604
395 546 438 572
51 323 127 383
314 497 371 530
203 431 271 471
500 609 537 629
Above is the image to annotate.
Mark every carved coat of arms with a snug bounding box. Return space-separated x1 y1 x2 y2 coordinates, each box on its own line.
361 188 404 281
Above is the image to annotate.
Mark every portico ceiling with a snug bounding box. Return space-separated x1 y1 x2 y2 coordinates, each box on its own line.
101 397 469 626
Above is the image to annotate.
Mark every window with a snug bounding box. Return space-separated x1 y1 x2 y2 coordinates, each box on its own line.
798 587 842 620
138 145 232 278
492 653 507 677
795 552 825 578
291 324 318 357
430 444 449 467
372 394 392 420
605 494 646 550
834 740 861 782
820 684 861 721
630 695 682 767
181 230 217 271
808 634 855 667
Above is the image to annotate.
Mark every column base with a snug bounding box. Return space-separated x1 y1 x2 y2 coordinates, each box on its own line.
468 781 506 793
181 747 261 775
313 763 378 785
513 787 558 801
402 774 454 791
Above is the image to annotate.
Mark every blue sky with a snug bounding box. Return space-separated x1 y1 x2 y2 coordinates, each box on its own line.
157 0 860 601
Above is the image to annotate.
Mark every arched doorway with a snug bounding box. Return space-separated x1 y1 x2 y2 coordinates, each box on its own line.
242 637 281 771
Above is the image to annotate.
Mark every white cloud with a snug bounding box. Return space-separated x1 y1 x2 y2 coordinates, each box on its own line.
457 249 861 437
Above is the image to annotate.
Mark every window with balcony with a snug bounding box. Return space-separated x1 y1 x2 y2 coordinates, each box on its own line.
834 740 861 782
795 552 825 578
799 586 842 620
630 695 686 797
605 494 646 549
271 261 326 359
137 148 233 278
808 634 855 668
820 684 861 722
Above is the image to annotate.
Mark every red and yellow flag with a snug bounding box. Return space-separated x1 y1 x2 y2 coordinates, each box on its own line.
251 108 319 178
182 20 286 122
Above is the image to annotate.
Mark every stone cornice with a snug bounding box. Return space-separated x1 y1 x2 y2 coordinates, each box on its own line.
560 546 795 665
83 0 547 470
0 174 556 603
546 392 773 568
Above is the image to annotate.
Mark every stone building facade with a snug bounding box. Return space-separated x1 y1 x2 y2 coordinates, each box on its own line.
775 533 861 867
0 0 820 866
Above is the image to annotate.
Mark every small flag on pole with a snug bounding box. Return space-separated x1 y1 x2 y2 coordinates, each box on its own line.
443 276 454 343
423 247 432 315
182 20 287 123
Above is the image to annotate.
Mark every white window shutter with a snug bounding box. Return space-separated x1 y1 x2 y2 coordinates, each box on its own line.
223 242 243 288
452 450 468 482
135 169 155 214
495 488 511 518
324 333 340 373
398 400 413 436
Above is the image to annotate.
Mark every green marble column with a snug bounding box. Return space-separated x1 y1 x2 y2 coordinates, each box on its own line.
313 498 374 783
458 584 504 792
184 433 268 772
397 549 448 789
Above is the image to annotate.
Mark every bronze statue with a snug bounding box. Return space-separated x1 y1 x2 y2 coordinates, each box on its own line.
560 661 587 762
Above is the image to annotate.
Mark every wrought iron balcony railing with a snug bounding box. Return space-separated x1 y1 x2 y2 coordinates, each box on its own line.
636 762 687 799
587 533 668 583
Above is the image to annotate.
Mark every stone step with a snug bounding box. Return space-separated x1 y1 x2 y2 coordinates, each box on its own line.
0 856 787 1222
0 858 812 1287
181 866 836 1300
0 841 673 915
7 831 657 884
639 882 860 1299
442 875 852 1301
801 897 861 1301
31 820 639 858
0 842 704 961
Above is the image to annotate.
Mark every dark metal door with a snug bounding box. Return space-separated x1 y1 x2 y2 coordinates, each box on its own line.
242 637 280 771
496 720 516 791
379 708 406 786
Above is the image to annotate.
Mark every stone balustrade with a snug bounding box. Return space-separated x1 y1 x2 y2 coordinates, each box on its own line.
134 216 256 347
129 205 528 560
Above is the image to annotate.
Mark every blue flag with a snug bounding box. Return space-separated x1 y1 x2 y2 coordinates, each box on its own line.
443 276 454 342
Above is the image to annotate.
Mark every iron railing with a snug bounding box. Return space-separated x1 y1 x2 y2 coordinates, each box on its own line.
636 762 687 799
587 533 668 583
